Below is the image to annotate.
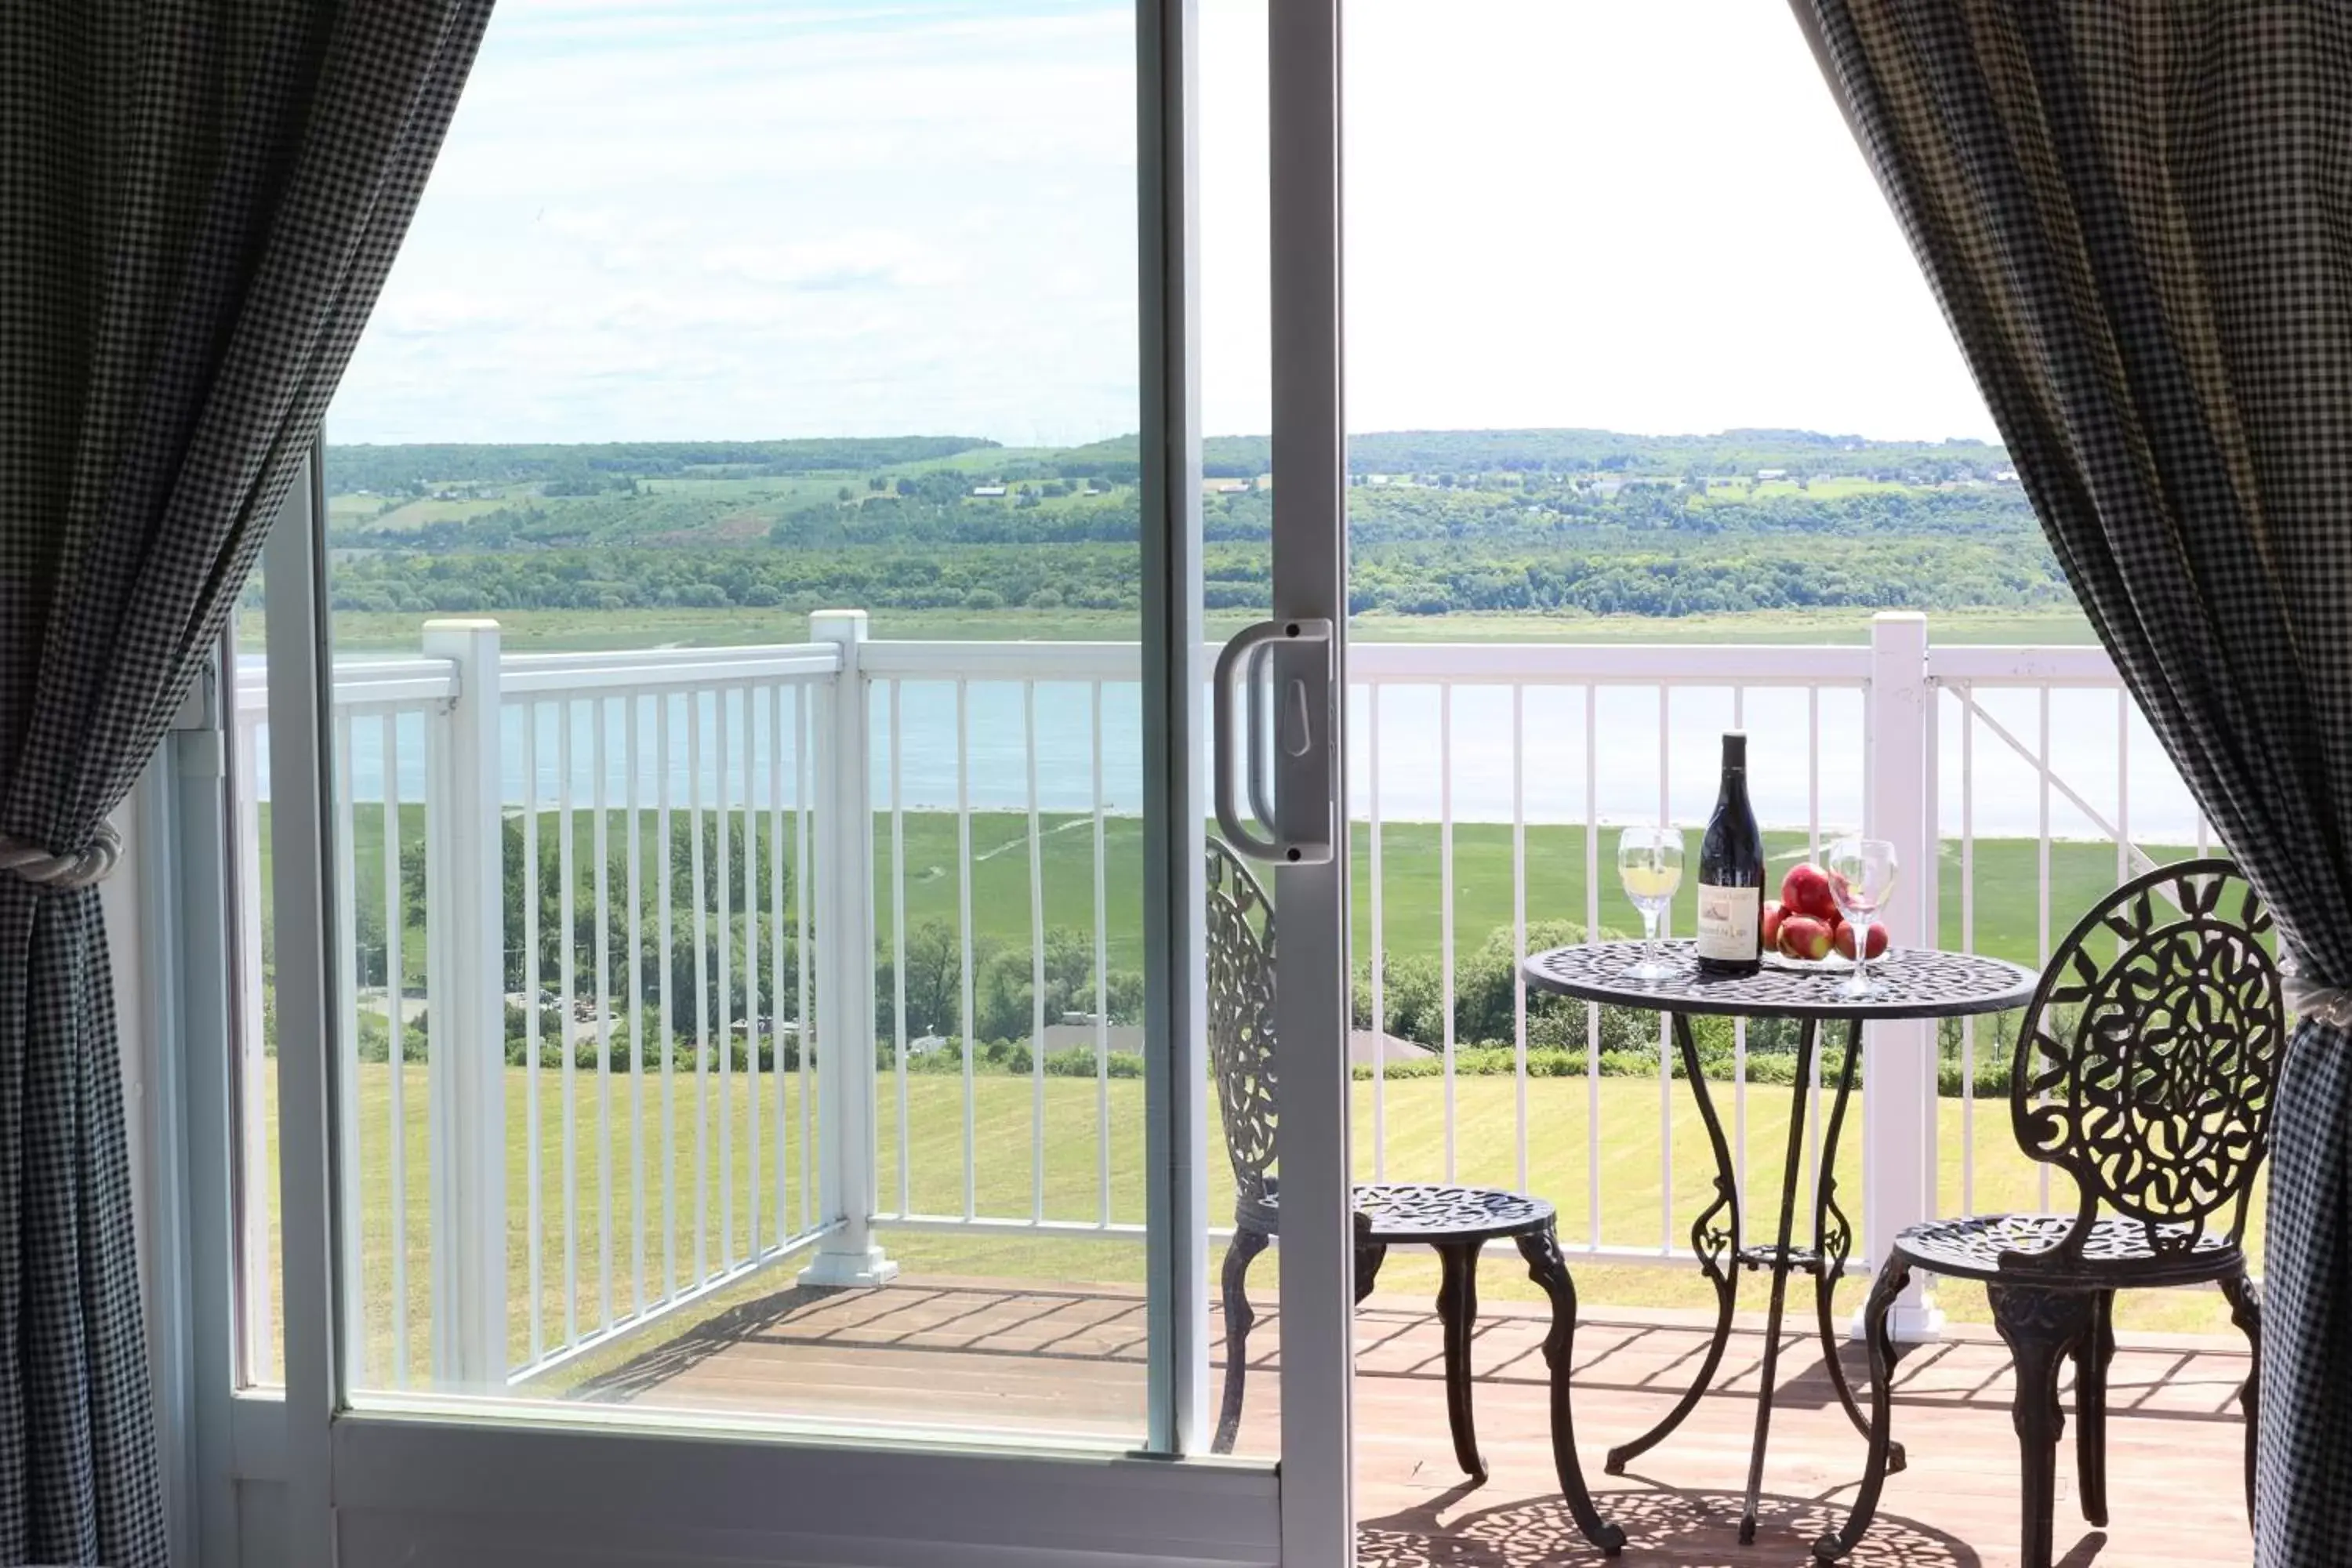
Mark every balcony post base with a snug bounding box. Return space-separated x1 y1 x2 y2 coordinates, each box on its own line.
798 1242 901 1290
1851 1297 1944 1345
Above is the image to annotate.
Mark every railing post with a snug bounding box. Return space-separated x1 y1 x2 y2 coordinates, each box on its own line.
800 610 898 1287
1862 612 1943 1341
421 618 510 1386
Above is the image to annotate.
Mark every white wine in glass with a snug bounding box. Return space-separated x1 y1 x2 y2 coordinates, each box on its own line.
1617 827 1685 982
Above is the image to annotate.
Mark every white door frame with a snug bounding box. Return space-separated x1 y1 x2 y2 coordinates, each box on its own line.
225 2 1360 1563
1265 0 1355 1560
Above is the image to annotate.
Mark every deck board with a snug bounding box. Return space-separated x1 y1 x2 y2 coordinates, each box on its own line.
568 1275 2255 1566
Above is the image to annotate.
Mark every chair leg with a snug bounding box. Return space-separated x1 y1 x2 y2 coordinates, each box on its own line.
1434 1239 1487 1483
1813 1256 1911 1563
1354 1238 1388 1306
2074 1289 2116 1527
1213 1228 1269 1455
1990 1284 2093 1568
2221 1269 2261 1530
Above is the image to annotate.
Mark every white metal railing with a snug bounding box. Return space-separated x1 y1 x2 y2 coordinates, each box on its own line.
1924 642 2209 1225
230 610 2202 1386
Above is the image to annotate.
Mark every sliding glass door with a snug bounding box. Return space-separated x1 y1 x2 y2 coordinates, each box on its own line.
234 1 1361 1563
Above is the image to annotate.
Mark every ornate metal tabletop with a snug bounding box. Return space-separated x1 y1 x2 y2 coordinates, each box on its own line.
1521 938 2035 1022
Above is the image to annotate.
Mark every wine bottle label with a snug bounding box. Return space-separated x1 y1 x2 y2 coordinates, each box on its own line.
1695 882 1762 960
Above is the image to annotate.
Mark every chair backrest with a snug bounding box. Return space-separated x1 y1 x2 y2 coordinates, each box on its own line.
2012 857 2283 1262
1206 837 1278 1208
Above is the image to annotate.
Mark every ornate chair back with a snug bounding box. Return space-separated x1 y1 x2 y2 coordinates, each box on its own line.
2009 857 2283 1268
1207 837 1279 1224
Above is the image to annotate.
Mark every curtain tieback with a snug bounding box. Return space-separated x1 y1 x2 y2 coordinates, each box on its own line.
2283 969 2352 1029
0 822 123 890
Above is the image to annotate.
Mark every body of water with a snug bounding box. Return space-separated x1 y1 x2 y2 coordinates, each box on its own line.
244 660 2205 843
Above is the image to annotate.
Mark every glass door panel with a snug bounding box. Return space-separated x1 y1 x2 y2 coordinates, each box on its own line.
304 0 1165 1445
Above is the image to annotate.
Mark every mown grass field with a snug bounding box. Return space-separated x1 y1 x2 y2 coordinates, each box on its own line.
310 796 2179 987
249 1061 2255 1391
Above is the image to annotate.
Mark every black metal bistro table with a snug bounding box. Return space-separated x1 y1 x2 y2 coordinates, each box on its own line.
1520 938 2035 1545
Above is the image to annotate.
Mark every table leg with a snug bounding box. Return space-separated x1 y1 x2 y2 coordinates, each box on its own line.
1740 1014 1819 1546
1605 1011 1741 1475
1809 1017 1902 1468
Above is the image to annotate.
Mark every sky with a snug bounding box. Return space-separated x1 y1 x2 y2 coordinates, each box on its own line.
327 0 1999 449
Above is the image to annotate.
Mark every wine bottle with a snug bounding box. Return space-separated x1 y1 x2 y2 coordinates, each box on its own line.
1695 731 1765 976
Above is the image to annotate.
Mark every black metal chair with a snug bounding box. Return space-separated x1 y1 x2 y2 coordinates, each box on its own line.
1206 838 1588 1489
1817 858 2281 1568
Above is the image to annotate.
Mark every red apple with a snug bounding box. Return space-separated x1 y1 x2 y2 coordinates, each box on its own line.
1780 862 1837 921
1760 900 1785 951
1780 914 1831 961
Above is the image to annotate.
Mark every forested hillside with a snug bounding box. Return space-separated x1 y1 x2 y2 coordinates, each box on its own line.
315 429 2061 622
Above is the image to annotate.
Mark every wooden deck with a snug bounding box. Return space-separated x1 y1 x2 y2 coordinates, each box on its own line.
572 1275 2256 1567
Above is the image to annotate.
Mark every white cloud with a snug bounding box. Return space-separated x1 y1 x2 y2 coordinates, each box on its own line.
328 0 1994 447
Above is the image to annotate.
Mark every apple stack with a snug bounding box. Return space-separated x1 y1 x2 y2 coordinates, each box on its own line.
1761 862 1888 964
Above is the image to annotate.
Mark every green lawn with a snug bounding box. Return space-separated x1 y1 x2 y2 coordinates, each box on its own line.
251 1061 2255 1390
307 795 2174 989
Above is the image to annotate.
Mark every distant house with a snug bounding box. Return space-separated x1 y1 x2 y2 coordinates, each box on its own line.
970 484 1008 498
1204 478 1248 494
1367 474 1392 487
1756 467 1788 481
1993 468 2020 483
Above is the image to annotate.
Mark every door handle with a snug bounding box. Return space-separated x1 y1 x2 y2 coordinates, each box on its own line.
1211 618 1335 864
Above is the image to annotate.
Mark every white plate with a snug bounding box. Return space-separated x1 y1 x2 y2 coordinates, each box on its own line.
1760 949 1858 972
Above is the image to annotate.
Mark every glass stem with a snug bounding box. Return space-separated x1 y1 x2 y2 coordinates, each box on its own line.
1644 906 1661 970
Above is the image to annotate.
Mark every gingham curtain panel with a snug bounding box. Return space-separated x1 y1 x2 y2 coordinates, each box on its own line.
0 3 490 1560
1797 2 2352 1561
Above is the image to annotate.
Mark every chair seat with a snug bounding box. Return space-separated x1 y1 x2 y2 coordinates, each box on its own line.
1238 1179 1553 1244
1891 1211 2242 1287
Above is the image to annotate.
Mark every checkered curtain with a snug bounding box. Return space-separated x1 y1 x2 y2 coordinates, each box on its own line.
0 2 490 1561
1798 2 2352 1560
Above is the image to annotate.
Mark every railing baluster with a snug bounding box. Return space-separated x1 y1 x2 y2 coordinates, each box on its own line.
746 688 763 1258
557 699 578 1347
796 688 813 1236
1806 685 1820 1214
688 693 708 1287
2038 685 2052 1213
956 680 976 1221
1657 684 1672 1254
626 695 645 1316
1026 681 1046 1222
1440 682 1456 1183
521 703 543 1354
1732 685 1747 1221
2117 688 2131 885
332 715 363 1385
594 696 613 1332
1090 680 1109 1228
786 681 804 1241
1512 684 1527 1196
234 715 274 1381
716 688 733 1269
1369 681 1385 1184
658 694 677 1299
381 712 408 1386
1961 684 1976 1214
1584 684 1600 1247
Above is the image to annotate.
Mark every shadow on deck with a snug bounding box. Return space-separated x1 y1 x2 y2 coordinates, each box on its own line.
568 1275 2253 1568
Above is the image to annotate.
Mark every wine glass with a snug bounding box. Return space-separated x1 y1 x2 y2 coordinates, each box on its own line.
1825 836 1898 999
1617 826 1685 982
